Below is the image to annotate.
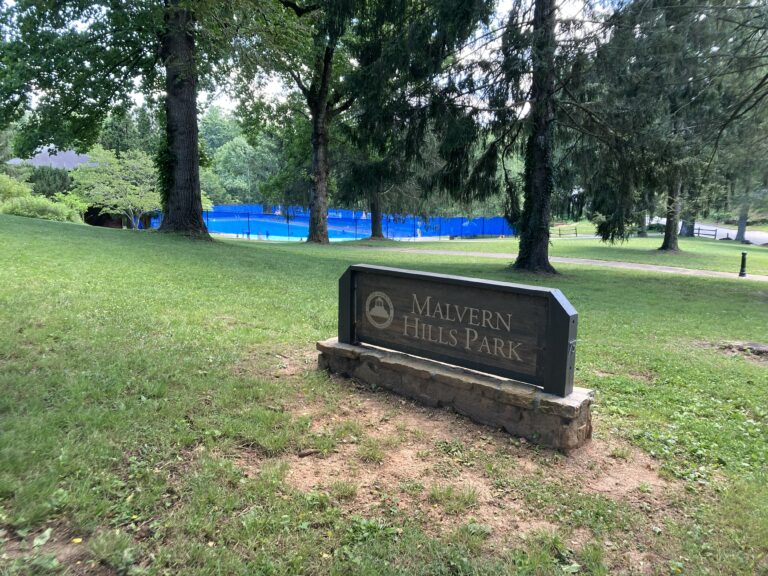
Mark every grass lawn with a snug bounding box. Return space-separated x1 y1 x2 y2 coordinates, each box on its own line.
1 214 767 575
549 219 598 237
358 235 768 275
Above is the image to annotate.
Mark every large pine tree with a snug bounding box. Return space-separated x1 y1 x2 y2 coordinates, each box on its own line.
233 0 493 243
561 0 768 250
512 0 557 272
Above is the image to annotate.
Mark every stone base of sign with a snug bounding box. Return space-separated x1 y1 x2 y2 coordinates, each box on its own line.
317 338 593 451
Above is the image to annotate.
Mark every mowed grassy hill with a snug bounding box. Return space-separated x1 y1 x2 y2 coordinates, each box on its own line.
0 214 766 575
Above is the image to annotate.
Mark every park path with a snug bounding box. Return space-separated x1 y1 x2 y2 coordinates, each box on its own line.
698 224 768 246
650 217 768 245
358 247 768 282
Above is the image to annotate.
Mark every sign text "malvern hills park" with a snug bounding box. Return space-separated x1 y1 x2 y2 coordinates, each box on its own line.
338 265 578 397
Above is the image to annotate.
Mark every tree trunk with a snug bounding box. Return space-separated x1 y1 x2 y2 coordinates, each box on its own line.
158 1 209 237
637 210 648 237
303 40 338 245
680 187 696 237
659 176 681 251
307 108 330 243
512 0 557 274
735 201 749 242
370 188 384 239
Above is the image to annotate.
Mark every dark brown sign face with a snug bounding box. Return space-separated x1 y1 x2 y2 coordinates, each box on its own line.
339 265 578 397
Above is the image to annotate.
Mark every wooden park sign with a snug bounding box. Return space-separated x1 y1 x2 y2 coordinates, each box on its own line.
338 264 578 397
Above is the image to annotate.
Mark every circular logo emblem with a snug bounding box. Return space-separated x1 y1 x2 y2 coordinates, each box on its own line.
365 291 394 329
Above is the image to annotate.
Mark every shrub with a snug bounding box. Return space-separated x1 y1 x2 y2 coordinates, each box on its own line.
30 166 72 197
53 191 89 219
0 195 82 223
0 173 32 202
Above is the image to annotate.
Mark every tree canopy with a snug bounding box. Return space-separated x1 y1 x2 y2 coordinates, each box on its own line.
1 0 766 260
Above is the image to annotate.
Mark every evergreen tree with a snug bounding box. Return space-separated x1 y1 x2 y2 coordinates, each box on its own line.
233 0 492 243
100 111 141 158
563 0 768 250
513 0 558 272
414 0 573 271
30 167 72 198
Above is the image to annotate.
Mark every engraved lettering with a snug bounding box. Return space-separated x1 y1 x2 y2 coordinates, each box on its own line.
496 313 513 333
412 294 430 316
403 315 419 338
465 328 478 350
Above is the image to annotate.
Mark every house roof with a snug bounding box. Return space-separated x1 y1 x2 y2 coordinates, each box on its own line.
7 148 91 170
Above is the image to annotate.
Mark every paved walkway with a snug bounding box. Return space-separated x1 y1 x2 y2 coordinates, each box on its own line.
699 224 768 246
650 218 768 245
361 247 768 282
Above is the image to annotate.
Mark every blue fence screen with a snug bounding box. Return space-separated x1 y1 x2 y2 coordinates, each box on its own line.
151 204 515 241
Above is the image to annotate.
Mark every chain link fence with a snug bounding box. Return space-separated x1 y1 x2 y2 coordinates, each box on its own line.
152 204 516 241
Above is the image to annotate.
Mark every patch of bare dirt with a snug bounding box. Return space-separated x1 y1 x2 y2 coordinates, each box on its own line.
629 371 655 383
622 548 659 576
698 340 768 365
0 526 113 575
235 375 683 563
233 347 319 381
723 341 768 361
560 440 672 502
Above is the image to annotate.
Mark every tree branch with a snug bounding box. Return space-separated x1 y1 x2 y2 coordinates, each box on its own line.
277 0 320 17
330 96 355 117
287 68 310 97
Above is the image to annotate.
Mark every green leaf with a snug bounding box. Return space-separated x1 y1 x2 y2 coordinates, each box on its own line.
33 527 52 548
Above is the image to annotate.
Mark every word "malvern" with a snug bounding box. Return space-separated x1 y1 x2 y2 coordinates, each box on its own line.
410 294 516 332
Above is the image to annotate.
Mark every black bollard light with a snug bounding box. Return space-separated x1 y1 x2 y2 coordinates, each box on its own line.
739 251 747 277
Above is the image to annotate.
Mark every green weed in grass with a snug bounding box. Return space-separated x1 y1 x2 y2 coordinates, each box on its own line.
329 481 358 502
357 438 385 464
89 529 138 574
609 446 632 460
333 420 364 443
449 521 493 554
428 484 479 514
398 480 425 497
510 532 608 576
